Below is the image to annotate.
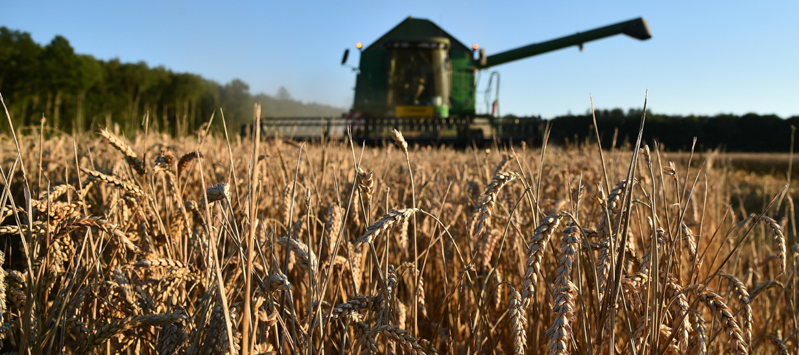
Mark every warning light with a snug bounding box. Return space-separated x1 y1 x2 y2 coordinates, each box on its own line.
356 42 363 49
472 43 479 50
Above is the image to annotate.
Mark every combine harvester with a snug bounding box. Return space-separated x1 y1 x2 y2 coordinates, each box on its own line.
253 16 651 144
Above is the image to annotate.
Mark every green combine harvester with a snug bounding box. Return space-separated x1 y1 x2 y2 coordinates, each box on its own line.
256 16 651 144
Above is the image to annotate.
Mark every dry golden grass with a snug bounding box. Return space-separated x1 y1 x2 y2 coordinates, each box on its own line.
0 113 798 354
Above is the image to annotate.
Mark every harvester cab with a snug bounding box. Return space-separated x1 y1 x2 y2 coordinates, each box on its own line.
339 16 651 144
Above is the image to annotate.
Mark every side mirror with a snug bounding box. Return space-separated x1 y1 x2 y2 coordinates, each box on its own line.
341 49 350 65
478 48 487 67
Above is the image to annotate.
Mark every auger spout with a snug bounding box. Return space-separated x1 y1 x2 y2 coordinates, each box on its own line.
478 17 651 69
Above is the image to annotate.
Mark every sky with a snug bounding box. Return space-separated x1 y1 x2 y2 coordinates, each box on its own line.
3 1 798 118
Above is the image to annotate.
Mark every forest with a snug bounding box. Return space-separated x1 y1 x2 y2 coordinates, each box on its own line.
544 108 799 152
0 27 344 135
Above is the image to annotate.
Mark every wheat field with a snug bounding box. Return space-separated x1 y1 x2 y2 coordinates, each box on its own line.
0 111 797 354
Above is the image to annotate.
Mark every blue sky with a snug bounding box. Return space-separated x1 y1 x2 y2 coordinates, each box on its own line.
3 1 798 118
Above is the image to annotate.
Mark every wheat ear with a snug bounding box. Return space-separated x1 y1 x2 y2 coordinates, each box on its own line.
470 172 517 240
203 183 230 206
134 258 191 269
152 150 174 173
81 168 143 197
157 322 187 355
176 151 203 177
392 128 409 151
595 180 633 301
480 229 502 270
325 204 342 259
689 309 707 355
760 216 786 275
349 242 364 292
400 262 428 319
720 271 752 345
547 225 580 355
508 285 526 355
268 272 291 292
0 251 6 335
373 325 429 354
357 167 375 203
281 184 292 227
491 269 503 310
689 285 748 355
355 208 418 246
39 183 76 202
492 153 514 177
100 129 145 175
277 237 318 272
80 313 188 352
664 273 692 352
521 214 563 308
764 334 789 355
324 295 374 322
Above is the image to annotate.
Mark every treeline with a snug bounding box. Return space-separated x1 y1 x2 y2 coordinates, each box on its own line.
0 27 344 135
538 108 799 152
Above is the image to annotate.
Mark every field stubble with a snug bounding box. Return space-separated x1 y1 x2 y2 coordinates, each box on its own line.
0 121 797 354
